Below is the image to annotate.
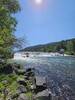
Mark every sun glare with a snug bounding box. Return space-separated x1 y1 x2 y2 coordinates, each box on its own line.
35 0 43 5
29 0 48 10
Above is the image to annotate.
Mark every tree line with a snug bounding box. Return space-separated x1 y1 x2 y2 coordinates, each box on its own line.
23 38 75 55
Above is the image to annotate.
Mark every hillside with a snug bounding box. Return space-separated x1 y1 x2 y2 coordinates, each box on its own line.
22 38 75 55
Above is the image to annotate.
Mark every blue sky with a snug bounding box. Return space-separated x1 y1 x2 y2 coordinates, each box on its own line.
15 0 75 46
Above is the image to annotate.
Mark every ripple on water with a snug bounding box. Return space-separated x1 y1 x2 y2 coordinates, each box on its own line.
12 56 75 96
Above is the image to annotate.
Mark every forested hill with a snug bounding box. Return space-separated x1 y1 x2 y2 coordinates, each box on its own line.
22 38 75 55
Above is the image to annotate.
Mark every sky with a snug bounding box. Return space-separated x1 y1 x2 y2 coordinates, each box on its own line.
15 0 75 47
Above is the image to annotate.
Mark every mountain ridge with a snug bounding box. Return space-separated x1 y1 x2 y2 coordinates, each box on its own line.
21 38 75 55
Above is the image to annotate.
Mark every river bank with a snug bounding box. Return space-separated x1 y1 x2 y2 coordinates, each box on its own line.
0 63 51 100
0 56 75 100
0 63 34 100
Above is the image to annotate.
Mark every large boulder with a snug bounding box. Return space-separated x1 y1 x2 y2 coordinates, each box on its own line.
18 93 29 100
35 76 47 93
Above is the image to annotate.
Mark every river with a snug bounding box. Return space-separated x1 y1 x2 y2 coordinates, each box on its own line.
13 56 75 99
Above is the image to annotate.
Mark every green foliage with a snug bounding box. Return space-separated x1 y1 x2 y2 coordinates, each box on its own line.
24 38 75 55
0 74 19 99
0 0 20 59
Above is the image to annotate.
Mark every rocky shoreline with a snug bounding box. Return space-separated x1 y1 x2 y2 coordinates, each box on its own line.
0 63 49 100
0 63 75 100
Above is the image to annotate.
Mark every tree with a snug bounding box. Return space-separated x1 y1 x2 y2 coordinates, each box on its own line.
66 41 73 53
0 0 20 59
72 40 75 54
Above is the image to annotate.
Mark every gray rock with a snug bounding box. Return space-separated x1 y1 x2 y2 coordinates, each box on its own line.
35 89 52 100
17 85 27 93
36 76 46 86
18 93 29 100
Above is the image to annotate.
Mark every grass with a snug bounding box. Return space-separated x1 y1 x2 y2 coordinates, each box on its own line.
26 92 33 100
0 73 34 99
0 60 34 99
0 74 18 98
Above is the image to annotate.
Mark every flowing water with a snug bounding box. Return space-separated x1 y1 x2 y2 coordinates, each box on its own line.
13 56 75 99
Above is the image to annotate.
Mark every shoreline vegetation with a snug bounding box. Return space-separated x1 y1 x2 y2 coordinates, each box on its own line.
0 63 34 100
22 38 75 56
0 62 53 100
0 0 29 99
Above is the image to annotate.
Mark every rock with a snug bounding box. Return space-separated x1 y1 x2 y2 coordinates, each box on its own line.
35 85 47 94
17 78 27 86
29 77 36 90
35 89 52 100
35 76 46 86
17 85 27 93
25 68 35 77
25 71 35 77
34 76 47 93
26 68 35 72
29 76 36 84
43 83 47 88
1 64 13 74
18 93 29 100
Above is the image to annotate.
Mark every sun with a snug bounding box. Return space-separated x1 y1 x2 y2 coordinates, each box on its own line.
35 0 43 5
